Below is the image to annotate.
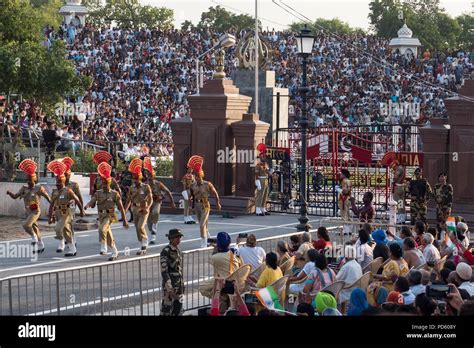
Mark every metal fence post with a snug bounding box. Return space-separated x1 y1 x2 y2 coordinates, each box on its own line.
138 260 144 315
99 267 104 316
8 280 13 315
56 273 60 316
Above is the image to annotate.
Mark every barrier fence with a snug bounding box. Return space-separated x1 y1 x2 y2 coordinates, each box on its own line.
0 226 344 316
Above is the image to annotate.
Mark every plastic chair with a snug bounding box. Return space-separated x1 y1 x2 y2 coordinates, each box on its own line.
226 264 252 294
316 280 346 302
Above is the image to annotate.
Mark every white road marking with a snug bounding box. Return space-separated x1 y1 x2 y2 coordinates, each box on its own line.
0 219 320 273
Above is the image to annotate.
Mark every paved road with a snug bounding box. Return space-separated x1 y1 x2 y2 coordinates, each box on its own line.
0 213 324 279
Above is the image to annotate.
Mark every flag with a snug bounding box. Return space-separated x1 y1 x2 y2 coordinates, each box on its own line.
307 144 320 159
351 145 372 164
445 216 457 245
255 285 283 311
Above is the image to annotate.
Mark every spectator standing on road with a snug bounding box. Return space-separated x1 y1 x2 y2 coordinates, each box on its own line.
160 229 184 316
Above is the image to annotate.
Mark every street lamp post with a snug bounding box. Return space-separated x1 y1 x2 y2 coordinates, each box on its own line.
295 26 315 232
195 33 236 94
77 112 86 151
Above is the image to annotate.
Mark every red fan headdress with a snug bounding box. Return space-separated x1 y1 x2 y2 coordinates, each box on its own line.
19 159 37 181
187 155 204 178
381 152 399 167
143 157 154 177
128 158 143 180
93 151 113 165
97 162 112 184
187 155 204 170
257 143 267 156
47 160 67 182
61 157 74 175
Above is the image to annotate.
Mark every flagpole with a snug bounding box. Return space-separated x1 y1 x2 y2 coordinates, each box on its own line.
254 0 259 115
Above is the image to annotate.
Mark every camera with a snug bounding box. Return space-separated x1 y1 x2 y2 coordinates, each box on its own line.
244 293 260 305
207 237 217 245
238 233 248 239
221 280 235 295
426 284 450 300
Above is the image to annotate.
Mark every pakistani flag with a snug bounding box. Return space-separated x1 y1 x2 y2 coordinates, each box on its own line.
255 285 283 310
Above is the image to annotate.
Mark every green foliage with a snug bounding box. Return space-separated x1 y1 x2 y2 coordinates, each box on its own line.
457 14 474 50
290 18 365 35
368 0 465 51
154 158 173 177
197 6 258 32
31 0 63 29
69 149 97 173
181 20 195 32
0 0 42 43
88 0 174 29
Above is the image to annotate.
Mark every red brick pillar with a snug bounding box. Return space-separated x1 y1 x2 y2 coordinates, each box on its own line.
187 79 252 196
232 113 270 198
169 116 192 191
445 80 474 212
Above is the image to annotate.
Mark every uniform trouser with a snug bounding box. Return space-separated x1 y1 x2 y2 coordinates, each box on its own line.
161 287 184 316
132 207 149 242
255 178 269 208
393 186 405 214
183 199 191 217
55 213 73 243
410 199 427 225
195 202 210 239
23 209 41 239
338 196 351 220
98 214 116 247
147 202 161 233
436 205 451 233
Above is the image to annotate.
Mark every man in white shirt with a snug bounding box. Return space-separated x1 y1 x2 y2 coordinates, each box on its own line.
236 234 266 272
456 263 474 297
421 233 441 266
336 245 363 303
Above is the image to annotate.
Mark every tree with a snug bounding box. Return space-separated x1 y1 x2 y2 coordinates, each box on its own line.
0 0 42 43
368 0 463 51
457 14 474 50
290 18 365 35
181 20 195 32
88 0 174 29
197 6 256 33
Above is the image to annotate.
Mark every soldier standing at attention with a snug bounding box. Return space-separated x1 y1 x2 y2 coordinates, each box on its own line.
160 228 184 316
255 148 270 216
391 159 406 223
91 151 121 195
433 172 453 234
124 158 153 255
408 167 432 225
61 157 83 243
182 165 196 224
7 159 51 253
47 160 85 256
189 155 221 248
85 162 129 260
143 157 176 244
119 161 133 222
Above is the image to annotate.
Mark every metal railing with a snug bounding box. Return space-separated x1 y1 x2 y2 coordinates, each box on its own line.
0 226 343 316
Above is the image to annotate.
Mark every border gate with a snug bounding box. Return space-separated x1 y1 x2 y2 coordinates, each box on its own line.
265 125 422 219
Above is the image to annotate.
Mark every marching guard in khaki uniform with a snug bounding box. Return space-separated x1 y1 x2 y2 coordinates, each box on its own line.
7 159 51 253
61 157 83 243
182 165 196 224
47 160 85 256
91 151 121 195
124 158 153 255
188 155 221 248
337 169 352 235
143 157 176 244
85 162 129 261
255 149 270 216
391 160 406 223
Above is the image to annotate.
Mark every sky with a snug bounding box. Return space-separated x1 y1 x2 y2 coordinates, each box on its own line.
143 0 473 31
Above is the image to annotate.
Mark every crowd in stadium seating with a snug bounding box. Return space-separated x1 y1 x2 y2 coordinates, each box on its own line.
202 217 474 316
1 22 472 156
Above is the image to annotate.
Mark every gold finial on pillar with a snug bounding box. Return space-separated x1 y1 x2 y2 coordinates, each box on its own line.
213 49 226 79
